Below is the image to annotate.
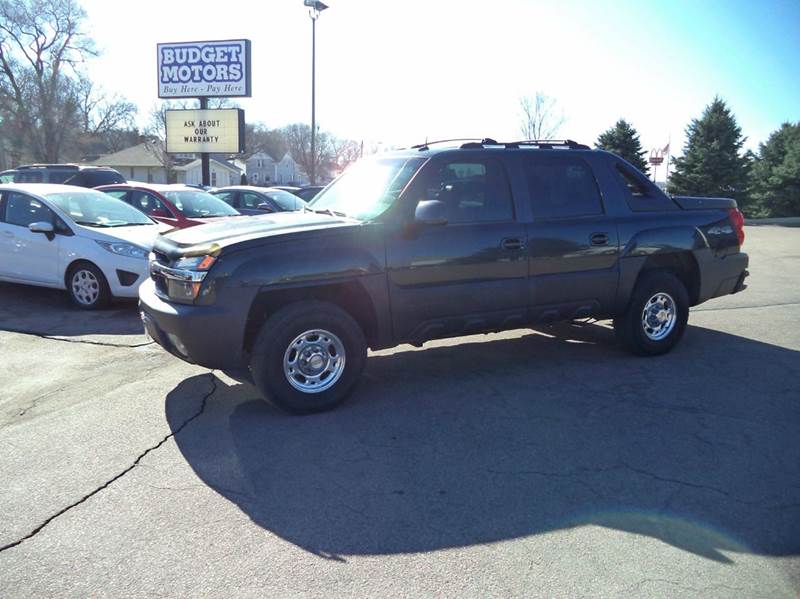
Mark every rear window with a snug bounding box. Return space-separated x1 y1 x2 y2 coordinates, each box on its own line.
266 190 307 211
66 170 125 187
47 171 75 184
162 190 240 218
614 162 677 212
524 157 603 219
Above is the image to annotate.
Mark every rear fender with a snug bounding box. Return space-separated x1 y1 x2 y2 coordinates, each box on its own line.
616 226 706 311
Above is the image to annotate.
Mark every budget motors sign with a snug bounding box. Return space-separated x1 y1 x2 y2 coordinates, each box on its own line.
157 39 251 98
165 109 245 153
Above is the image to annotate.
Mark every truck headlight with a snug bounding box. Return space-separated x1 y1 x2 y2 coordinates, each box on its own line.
96 241 148 259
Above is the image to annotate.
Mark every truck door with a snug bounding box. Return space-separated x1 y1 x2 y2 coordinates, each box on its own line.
521 154 620 320
385 155 528 343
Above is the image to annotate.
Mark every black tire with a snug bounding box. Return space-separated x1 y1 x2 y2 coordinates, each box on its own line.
66 262 112 310
614 270 689 356
249 300 367 414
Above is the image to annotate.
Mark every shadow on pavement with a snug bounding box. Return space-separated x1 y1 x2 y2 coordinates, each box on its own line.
166 322 800 561
0 282 141 337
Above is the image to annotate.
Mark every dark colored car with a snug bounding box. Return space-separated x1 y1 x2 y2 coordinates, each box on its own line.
140 139 749 414
6 164 126 187
96 183 240 229
293 185 325 202
210 186 308 215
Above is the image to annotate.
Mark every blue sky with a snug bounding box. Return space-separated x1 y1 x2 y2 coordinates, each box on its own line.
83 0 799 170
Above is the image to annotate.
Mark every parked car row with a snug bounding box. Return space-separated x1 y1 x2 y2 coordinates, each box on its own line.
0 177 323 307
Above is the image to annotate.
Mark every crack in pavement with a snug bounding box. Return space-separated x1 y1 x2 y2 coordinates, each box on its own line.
0 373 217 553
0 327 154 348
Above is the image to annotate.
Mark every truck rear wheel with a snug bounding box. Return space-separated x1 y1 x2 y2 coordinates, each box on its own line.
249 301 367 414
614 271 689 356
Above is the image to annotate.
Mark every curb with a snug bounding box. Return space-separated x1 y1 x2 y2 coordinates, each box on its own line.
744 217 800 227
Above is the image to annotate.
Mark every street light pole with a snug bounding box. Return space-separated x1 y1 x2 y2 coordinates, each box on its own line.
304 0 328 186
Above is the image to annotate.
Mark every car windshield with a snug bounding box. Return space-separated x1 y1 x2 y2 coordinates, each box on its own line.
162 190 240 218
266 190 308 211
46 190 154 227
309 157 426 220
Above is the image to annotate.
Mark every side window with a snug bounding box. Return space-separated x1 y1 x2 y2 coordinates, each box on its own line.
418 158 514 224
14 171 44 183
524 157 603 219
615 164 650 198
103 190 129 201
129 191 171 217
241 192 265 209
3 192 54 227
214 191 235 206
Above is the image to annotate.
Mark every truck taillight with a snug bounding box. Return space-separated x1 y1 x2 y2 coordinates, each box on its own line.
728 208 745 247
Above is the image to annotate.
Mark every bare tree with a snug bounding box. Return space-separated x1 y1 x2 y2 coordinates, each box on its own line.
75 77 136 136
0 0 96 162
518 92 565 141
283 123 332 183
330 138 361 173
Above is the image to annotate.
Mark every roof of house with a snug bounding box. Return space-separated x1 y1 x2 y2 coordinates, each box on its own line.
89 142 164 168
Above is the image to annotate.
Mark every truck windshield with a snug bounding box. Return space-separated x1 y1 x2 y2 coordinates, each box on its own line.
310 157 426 220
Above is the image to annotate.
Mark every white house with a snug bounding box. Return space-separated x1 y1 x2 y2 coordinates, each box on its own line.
244 152 309 186
245 152 277 186
175 158 242 188
274 153 307 185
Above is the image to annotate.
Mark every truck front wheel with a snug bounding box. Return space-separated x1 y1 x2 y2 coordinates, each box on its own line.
249 301 367 414
614 271 690 356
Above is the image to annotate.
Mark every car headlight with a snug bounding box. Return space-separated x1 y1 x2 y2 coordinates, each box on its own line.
96 241 148 259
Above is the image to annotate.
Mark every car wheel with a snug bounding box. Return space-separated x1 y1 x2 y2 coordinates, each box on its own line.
249 301 367 414
66 262 112 310
613 270 689 356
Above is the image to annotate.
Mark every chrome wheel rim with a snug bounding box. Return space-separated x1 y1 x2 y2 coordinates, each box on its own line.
641 292 676 341
71 270 100 305
283 329 346 394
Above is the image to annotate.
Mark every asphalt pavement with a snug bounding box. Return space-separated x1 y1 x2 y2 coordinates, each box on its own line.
0 225 798 598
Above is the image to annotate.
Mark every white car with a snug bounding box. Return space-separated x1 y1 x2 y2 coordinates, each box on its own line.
0 184 166 309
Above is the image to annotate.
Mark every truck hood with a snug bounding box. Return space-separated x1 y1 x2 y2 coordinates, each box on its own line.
156 210 361 257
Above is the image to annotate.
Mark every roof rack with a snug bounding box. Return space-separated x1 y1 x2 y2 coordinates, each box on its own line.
410 138 486 151
458 139 589 150
16 163 81 170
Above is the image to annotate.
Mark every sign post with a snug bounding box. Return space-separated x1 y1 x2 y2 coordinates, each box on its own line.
157 39 251 186
649 148 665 182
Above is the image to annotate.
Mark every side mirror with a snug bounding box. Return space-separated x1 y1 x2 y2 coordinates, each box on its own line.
29 221 55 238
257 203 275 212
414 200 448 226
150 208 169 218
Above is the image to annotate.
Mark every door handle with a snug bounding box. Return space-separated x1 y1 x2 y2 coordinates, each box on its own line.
500 237 525 251
590 232 609 246
1 231 13 238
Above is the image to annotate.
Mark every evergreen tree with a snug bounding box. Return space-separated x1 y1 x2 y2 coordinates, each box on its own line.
667 97 749 204
748 123 800 217
595 119 649 174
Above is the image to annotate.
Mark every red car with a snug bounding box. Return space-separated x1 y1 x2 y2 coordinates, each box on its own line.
96 183 241 229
